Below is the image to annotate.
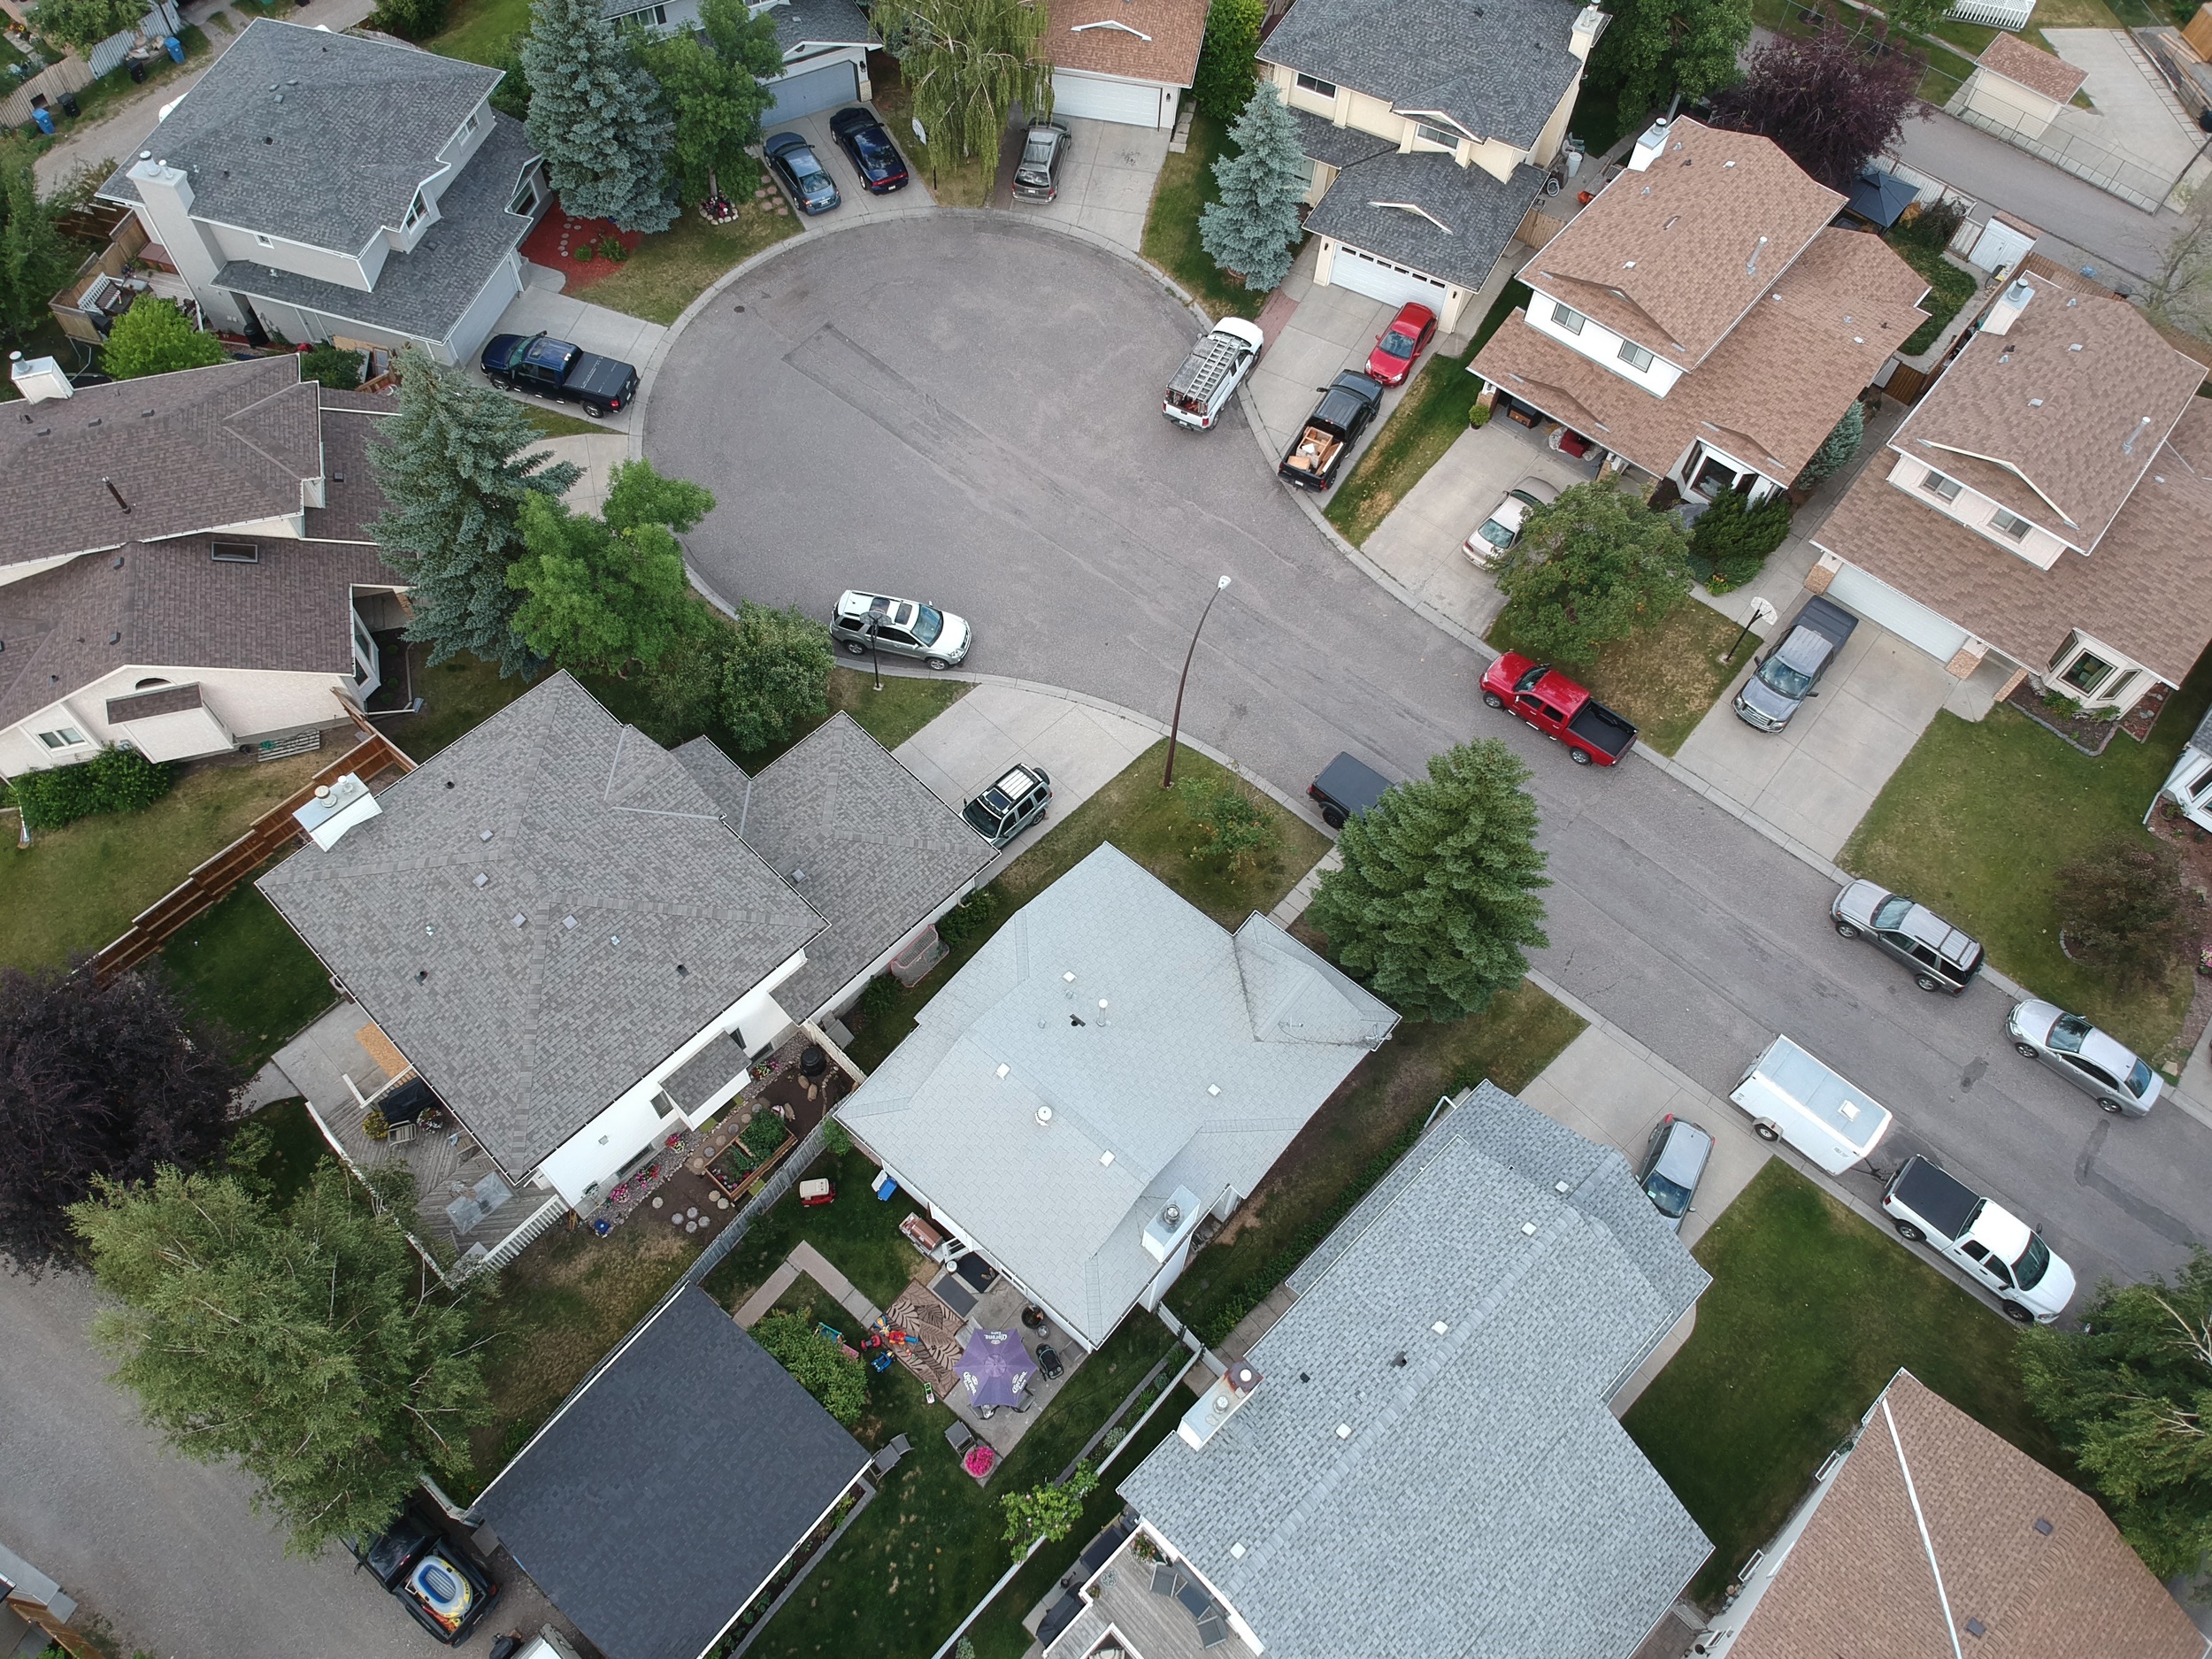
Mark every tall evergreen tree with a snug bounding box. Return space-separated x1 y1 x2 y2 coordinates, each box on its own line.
521 0 678 232
509 460 711 673
1199 82 1307 292
368 347 580 675
1306 741 1549 1023
0 137 78 346
1792 401 1864 491
878 0 1052 161
634 0 783 206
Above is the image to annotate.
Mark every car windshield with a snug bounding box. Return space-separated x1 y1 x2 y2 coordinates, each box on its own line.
2127 1057 2154 1096
2015 1232 2051 1290
964 798 1006 830
1642 1169 1694 1218
1757 656 1814 699
2048 1011 2093 1054
1379 328 1417 357
914 604 944 645
1478 518 1517 549
1871 895 1914 930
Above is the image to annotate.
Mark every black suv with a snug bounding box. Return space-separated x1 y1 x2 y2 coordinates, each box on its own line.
964 764 1052 847
351 1503 499 1645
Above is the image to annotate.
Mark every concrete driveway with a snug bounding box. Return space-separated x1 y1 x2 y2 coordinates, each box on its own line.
1671 596 1959 861
1000 117 1170 250
1244 244 1400 461
1361 416 1600 640
764 106 940 224
478 276 666 434
2040 29 2205 187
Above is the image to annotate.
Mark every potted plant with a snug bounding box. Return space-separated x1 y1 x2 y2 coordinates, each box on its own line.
361 1108 389 1141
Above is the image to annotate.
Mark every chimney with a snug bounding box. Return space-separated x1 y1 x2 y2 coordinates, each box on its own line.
9 353 73 403
293 773 381 849
1179 1359 1263 1449
1625 118 1671 173
1142 1184 1202 1263
1983 280 2035 336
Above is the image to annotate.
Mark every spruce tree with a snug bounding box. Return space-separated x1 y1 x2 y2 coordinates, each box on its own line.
1200 83 1308 293
521 0 678 232
1306 741 1549 1023
1792 401 1864 491
0 136 78 346
368 347 580 676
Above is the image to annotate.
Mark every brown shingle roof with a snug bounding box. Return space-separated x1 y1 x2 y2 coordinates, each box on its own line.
105 682 205 722
1727 1371 2201 1659
1815 400 2212 684
1473 227 1925 481
1893 285 2204 549
1528 119 1847 369
1977 33 2088 104
0 357 323 569
1045 0 1205 85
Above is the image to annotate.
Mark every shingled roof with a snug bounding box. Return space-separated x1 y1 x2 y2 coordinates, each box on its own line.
258 674 825 1178
1045 0 1207 85
1308 149 1548 290
1977 32 2088 104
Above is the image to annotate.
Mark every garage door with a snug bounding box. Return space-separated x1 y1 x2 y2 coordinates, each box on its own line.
1326 244 1451 311
764 60 857 127
1050 70 1166 127
1822 563 1970 664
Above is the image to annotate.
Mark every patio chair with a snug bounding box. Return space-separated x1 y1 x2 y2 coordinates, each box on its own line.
1176 1581 1212 1620
1195 1614 1230 1648
386 1120 416 1147
1149 1564 1179 1598
945 1420 973 1452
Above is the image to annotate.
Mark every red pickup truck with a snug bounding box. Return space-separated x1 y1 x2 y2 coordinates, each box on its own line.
1480 654 1638 766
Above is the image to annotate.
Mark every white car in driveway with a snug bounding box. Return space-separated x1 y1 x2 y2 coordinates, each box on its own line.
1463 476 1560 565
2008 1000 2162 1116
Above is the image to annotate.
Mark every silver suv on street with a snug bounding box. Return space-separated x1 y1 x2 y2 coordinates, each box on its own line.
1831 879 1983 994
832 590 972 669
2008 1000 2162 1116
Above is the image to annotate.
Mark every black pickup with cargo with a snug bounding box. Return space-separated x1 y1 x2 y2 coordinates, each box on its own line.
1308 751 1393 828
1279 373 1383 490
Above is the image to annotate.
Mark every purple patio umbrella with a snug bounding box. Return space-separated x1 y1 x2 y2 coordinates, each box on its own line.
957 1328 1033 1409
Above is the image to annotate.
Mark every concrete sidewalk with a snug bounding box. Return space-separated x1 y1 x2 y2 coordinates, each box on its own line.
733 1240 882 1328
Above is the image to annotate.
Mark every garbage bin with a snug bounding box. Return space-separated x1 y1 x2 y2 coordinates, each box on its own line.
163 34 184 63
129 60 148 82
30 105 53 134
58 91 79 117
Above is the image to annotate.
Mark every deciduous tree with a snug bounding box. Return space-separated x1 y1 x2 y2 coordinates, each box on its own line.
298 340 364 391
1192 0 1264 121
0 964 242 1268
1493 479 1692 662
1200 81 1306 292
2055 835 2185 987
0 137 79 347
1306 741 1549 1023
368 345 580 675
1587 0 1752 129
102 296 226 379
1178 773 1278 872
1002 1463 1099 1559
634 0 782 207
521 0 678 231
72 1163 489 1556
1709 21 1924 192
878 0 1052 161
715 600 834 751
26 0 145 52
509 459 710 673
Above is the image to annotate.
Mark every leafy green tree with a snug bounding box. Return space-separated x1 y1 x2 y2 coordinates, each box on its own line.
2020 1249 2212 1578
521 0 678 231
634 0 782 207
1192 0 1264 121
2055 836 2185 987
1178 773 1278 872
879 0 1051 161
1493 479 1692 663
0 137 80 347
717 600 834 750
1687 485 1791 591
1002 1463 1099 1559
509 459 710 673
71 1163 490 1556
490 40 534 121
26 0 144 52
752 1310 868 1423
102 296 225 379
365 0 448 40
1306 742 1548 1023
368 346 580 675
1793 401 1864 491
1588 0 1752 128
298 340 365 391
1200 81 1307 292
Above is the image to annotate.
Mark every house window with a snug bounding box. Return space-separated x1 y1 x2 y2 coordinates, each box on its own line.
252 233 273 248
211 541 258 563
2061 650 2116 696
1294 73 1337 98
1412 122 1457 150
403 192 427 230
1617 339 1655 372
463 111 480 136
511 174 541 217
1921 469 1962 502
36 728 88 750
1990 507 2032 540
1550 301 1586 335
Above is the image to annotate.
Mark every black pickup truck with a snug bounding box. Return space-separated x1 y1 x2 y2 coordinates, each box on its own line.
480 331 639 417
1279 372 1383 491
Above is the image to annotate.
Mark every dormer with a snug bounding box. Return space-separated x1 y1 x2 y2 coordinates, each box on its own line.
1885 449 2075 568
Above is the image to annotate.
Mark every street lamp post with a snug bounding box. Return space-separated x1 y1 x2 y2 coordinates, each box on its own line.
867 616 885 692
1163 575 1233 789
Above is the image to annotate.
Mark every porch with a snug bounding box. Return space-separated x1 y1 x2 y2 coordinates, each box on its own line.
1041 1527 1245 1657
48 205 197 346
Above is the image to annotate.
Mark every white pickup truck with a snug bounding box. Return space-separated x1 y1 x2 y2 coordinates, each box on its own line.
1881 1155 2076 1324
1163 319 1265 431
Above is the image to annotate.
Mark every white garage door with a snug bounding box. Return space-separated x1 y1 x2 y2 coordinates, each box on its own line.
1327 244 1451 311
1822 563 1970 664
1051 70 1166 127
765 60 857 127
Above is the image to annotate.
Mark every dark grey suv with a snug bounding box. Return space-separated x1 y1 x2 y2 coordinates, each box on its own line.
1636 1115 1713 1230
964 764 1051 846
1735 595 1857 731
1831 879 1984 994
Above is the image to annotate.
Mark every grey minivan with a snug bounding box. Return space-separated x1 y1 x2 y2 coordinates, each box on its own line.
1831 879 1984 994
1636 1115 1714 1229
1735 595 1857 732
1012 122 1071 202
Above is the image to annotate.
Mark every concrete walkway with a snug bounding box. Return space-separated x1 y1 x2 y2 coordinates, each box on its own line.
532 431 630 515
733 1240 882 1328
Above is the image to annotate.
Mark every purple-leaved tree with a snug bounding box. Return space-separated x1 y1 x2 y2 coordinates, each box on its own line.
1708 22 1926 192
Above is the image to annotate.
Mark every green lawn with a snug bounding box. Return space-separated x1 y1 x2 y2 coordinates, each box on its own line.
1323 280 1530 547
230 1096 335 1204
160 878 337 1070
1165 978 1586 1345
520 404 612 441
1841 655 2211 1064
1487 600 1763 758
424 0 530 65
1141 111 1267 321
1886 226 1981 357
0 753 327 975
702 1144 935 1312
1624 1160 2063 1603
577 202 800 326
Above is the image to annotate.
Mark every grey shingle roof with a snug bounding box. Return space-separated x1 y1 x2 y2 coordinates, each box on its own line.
835 843 1397 1348
0 356 320 571
480 1288 869 1659
1308 148 1546 290
766 0 873 50
100 20 500 255
1260 0 1586 150
683 713 992 1020
215 116 540 346
1118 1083 1712 1659
257 673 825 1178
1290 107 1394 171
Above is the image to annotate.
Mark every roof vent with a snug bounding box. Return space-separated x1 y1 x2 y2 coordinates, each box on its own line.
1229 1543 1246 1560
1063 971 1076 982
511 913 526 927
417 969 428 982
564 916 577 928
1964 1618 1986 1638
1521 1222 1538 1236
472 872 488 887
1036 1105 1053 1125
2033 1517 2053 1535
1432 1320 1449 1334
1100 1150 1114 1166
2124 414 2153 456
676 964 687 977
996 1064 1010 1079
1555 1180 1571 1194
1336 1424 1352 1440
479 828 493 841
2030 397 2043 407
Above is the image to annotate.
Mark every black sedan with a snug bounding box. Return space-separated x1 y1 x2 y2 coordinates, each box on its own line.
351 1504 499 1645
765 131 841 214
829 105 909 193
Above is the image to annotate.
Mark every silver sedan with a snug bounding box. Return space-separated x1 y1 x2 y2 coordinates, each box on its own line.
2006 999 2161 1117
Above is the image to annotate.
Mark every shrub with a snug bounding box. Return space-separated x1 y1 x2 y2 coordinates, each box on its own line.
1468 402 1493 430
12 746 175 832
1191 0 1264 120
1177 774 1278 872
299 340 364 391
1001 1463 1099 1559
741 1110 789 1161
821 1118 853 1157
2055 835 2186 986
1687 486 1792 592
361 1110 390 1142
365 0 447 37
753 1310 868 1423
600 235 628 262
935 887 1002 952
853 974 900 1028
575 241 597 263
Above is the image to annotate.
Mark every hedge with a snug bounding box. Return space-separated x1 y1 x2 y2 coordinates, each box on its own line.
12 746 176 832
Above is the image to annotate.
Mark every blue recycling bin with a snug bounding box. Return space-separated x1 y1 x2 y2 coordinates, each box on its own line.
163 34 184 63
30 105 53 134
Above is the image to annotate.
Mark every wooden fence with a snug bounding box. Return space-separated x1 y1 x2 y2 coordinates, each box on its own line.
0 56 92 130
90 719 416 983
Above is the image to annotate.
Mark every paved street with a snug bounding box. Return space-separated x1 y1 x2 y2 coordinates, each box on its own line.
642 214 2209 1294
